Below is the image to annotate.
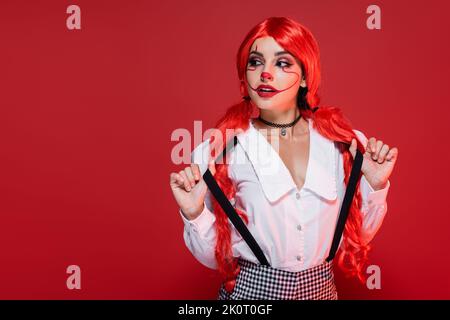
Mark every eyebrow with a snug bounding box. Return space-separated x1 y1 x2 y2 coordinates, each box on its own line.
249 50 293 58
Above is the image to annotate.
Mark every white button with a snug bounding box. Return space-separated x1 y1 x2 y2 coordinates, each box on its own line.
295 192 300 200
296 255 302 261
297 225 302 231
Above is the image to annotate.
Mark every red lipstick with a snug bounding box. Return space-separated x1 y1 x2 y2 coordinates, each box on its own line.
256 84 280 98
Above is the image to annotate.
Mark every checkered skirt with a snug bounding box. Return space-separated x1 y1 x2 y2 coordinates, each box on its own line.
217 258 338 300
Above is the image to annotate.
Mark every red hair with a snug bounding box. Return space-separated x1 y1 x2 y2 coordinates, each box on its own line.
207 17 370 292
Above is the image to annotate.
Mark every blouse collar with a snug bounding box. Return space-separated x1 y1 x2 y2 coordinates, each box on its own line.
235 117 338 203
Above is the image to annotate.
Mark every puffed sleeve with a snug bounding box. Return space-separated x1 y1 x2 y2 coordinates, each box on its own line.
353 129 390 245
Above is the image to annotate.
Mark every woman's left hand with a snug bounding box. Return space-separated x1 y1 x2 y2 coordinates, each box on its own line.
349 137 399 191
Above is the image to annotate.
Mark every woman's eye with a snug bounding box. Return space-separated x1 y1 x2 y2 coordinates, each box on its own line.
278 60 292 68
248 58 262 66
248 58 292 68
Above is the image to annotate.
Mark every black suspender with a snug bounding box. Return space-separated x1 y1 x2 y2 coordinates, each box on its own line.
202 129 364 267
326 148 363 262
202 136 270 266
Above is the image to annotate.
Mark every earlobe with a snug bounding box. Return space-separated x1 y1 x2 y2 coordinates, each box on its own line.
300 78 306 87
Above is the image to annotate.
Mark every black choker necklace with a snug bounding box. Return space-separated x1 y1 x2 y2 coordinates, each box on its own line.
257 113 302 136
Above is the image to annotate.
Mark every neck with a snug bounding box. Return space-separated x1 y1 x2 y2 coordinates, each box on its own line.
254 106 308 138
259 107 300 124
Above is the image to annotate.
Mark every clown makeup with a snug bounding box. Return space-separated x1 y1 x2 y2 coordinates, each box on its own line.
246 36 306 113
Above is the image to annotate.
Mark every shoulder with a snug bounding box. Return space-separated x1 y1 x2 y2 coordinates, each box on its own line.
313 106 369 145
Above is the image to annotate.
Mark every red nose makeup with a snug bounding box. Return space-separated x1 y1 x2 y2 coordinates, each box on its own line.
260 72 273 80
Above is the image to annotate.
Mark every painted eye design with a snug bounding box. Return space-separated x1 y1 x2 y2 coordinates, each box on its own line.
277 60 293 68
248 58 262 67
247 57 293 69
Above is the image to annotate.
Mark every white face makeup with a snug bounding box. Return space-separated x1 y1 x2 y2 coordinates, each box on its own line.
246 36 306 111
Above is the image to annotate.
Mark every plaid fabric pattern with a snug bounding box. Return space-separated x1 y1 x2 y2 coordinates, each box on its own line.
218 258 338 300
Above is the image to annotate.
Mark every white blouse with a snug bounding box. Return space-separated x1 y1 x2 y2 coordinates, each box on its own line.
179 117 390 272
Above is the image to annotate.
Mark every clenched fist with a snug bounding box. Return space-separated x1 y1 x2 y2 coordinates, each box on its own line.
169 161 216 221
349 136 399 191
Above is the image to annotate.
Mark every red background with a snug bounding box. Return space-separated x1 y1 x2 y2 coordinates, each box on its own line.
1 0 449 299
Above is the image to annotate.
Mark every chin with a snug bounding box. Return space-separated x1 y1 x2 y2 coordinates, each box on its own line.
254 99 284 110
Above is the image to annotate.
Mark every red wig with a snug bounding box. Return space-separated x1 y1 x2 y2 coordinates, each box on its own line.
207 16 370 293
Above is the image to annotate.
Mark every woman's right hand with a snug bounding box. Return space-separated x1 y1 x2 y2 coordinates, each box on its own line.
169 162 216 221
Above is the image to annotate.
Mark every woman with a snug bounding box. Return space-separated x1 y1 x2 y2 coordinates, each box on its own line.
169 16 398 300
